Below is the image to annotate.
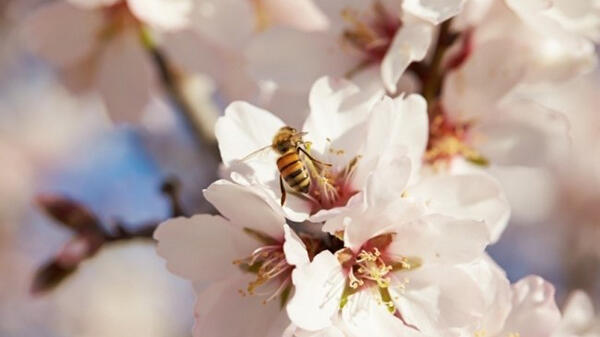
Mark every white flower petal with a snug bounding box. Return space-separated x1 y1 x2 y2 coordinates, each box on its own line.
204 180 286 240
442 38 527 122
128 0 192 31
407 173 510 243
287 251 344 331
388 215 489 265
216 101 285 166
245 29 358 93
557 290 596 335
381 20 433 94
283 224 310 266
362 94 428 183
194 274 290 337
501 276 561 337
154 214 246 282
403 0 466 24
473 100 570 167
304 76 378 166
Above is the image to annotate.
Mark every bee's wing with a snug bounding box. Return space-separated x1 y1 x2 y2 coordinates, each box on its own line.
240 145 273 162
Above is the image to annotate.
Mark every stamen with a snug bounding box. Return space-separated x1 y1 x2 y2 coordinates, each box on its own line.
233 242 293 301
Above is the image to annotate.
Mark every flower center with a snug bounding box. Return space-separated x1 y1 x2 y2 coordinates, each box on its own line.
306 153 360 214
233 228 293 304
349 248 393 289
425 109 488 167
341 1 402 77
336 234 422 313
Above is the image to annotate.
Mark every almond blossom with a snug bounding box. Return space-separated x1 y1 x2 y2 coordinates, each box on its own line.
216 76 509 241
155 180 311 337
23 0 192 122
284 192 503 336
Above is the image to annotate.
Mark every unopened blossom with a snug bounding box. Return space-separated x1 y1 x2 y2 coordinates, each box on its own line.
217 76 509 240
285 189 503 336
554 291 600 337
155 180 312 337
23 0 192 122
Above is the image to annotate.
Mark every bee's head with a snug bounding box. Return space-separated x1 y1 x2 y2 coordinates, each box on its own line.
272 126 302 154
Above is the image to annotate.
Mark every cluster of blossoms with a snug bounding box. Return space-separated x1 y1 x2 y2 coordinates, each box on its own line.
21 0 600 336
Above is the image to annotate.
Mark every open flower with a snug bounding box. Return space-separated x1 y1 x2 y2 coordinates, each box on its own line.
155 180 311 337
285 192 503 336
217 76 510 241
23 0 192 122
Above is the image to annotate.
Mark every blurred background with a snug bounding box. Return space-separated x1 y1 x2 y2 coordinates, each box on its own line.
0 1 599 336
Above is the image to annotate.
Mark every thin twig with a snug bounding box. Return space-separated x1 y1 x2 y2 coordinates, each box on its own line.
140 27 221 161
421 19 456 107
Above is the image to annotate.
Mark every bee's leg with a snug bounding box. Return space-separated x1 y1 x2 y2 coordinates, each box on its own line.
279 175 287 206
298 146 332 168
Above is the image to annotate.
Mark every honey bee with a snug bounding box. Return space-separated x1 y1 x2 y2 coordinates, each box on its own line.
243 126 330 206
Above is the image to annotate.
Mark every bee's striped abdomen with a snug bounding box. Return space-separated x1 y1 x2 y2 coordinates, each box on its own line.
277 151 310 194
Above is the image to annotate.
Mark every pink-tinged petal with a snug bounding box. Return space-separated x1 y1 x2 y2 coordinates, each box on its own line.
501 276 561 337
442 38 527 123
204 180 285 240
96 30 154 123
245 28 358 93
557 290 596 334
193 274 290 337
473 100 570 167
66 0 120 9
381 21 433 94
154 215 248 282
127 0 192 31
403 0 466 24
22 2 103 68
261 0 329 32
215 101 285 166
287 251 344 331
407 173 510 243
283 224 310 266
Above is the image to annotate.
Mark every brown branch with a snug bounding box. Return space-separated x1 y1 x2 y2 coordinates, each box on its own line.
420 19 457 108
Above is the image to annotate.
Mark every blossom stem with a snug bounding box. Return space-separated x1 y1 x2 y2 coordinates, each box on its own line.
139 27 220 160
420 19 456 110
